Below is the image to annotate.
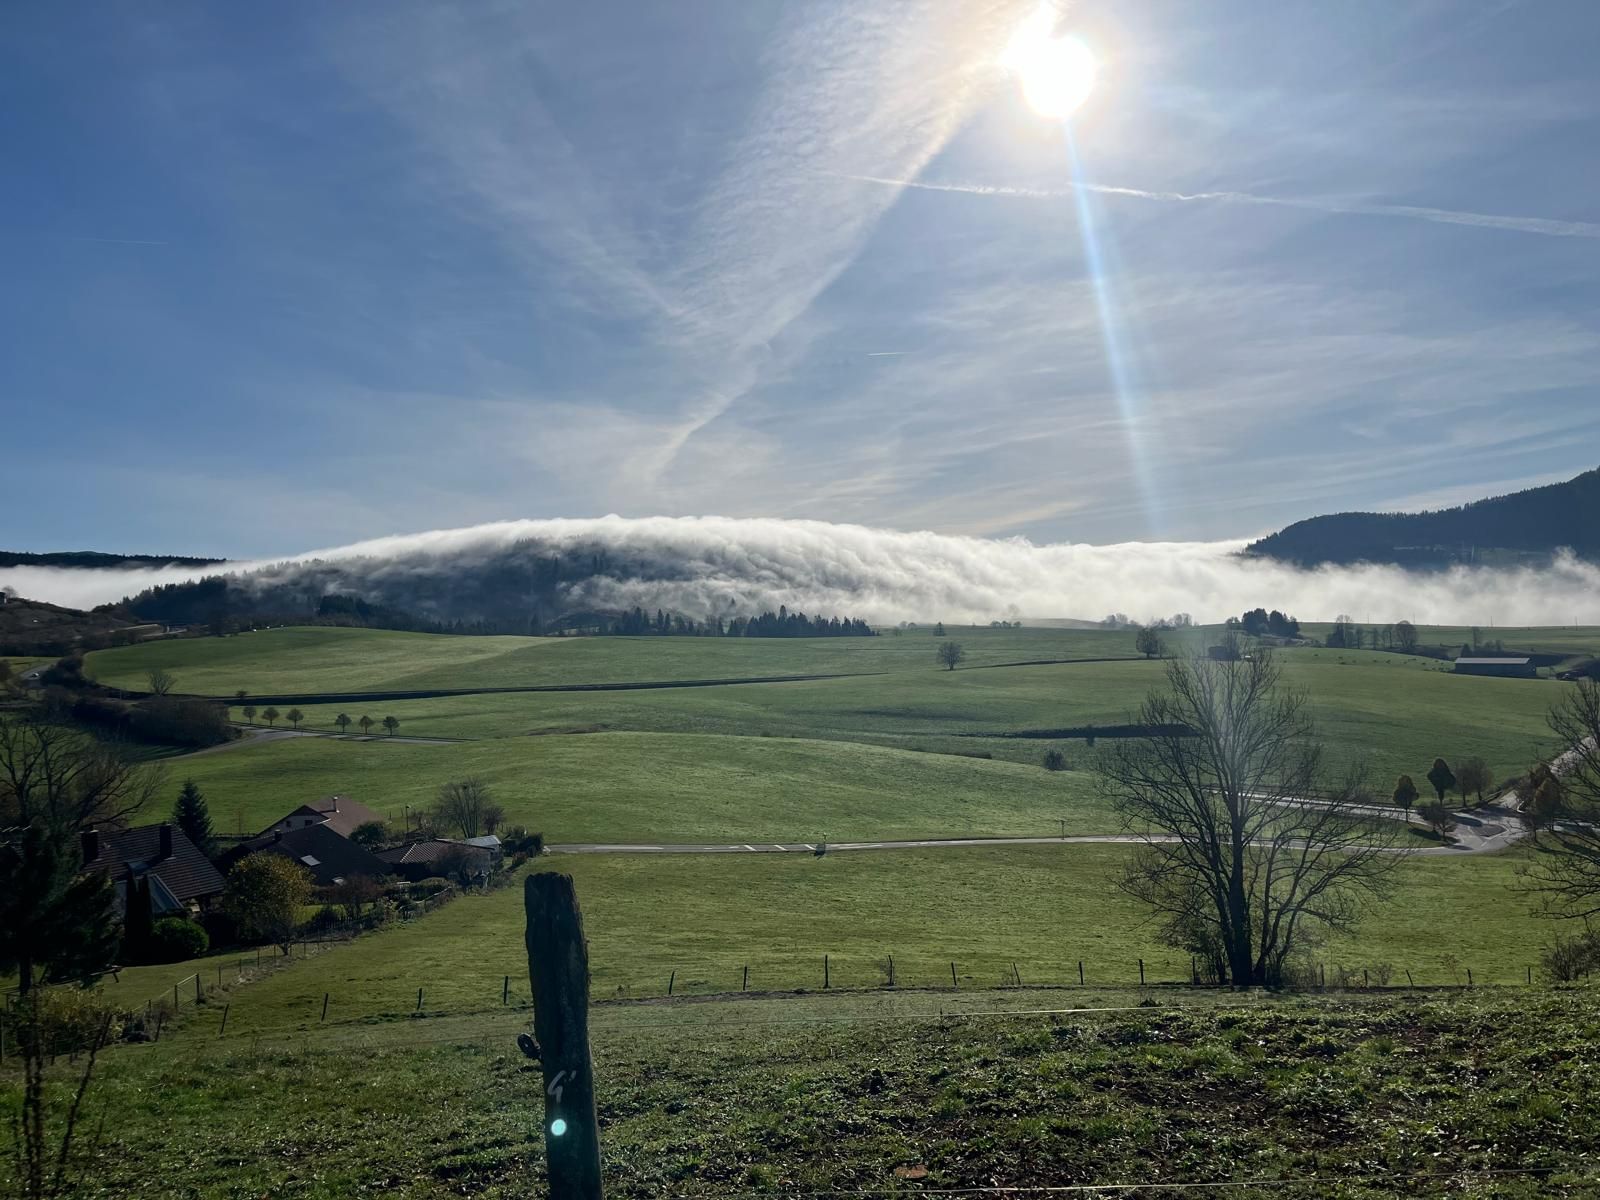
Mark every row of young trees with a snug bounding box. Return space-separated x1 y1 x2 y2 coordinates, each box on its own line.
233 692 399 739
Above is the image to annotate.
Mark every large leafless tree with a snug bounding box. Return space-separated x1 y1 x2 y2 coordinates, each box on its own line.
1523 679 1600 918
1095 650 1403 986
434 777 498 839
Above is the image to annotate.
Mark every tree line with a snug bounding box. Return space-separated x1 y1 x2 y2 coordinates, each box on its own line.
590 605 874 638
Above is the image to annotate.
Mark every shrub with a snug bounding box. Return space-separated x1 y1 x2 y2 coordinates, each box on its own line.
1042 748 1067 771
15 988 128 1055
301 905 343 935
147 917 209 962
1542 932 1600 982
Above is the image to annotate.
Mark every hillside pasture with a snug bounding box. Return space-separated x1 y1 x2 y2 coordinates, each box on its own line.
216 648 1561 790
84 623 1144 696
154 731 1105 844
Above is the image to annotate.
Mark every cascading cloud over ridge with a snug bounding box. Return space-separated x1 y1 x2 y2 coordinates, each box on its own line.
4 515 1599 627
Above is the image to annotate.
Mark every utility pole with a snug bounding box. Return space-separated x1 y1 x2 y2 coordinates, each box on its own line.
525 873 603 1199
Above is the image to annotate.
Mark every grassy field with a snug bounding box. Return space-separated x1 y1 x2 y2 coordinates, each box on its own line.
16 983 1600 1196
83 624 1145 695
15 622 1596 1195
150 731 1103 842
222 647 1563 784
101 845 1548 1040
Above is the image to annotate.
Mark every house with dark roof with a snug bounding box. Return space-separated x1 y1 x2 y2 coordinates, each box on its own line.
224 822 392 888
262 794 384 839
376 838 494 883
80 823 226 917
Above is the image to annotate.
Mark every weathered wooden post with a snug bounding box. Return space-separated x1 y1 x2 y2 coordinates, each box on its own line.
1466 967 1473 989
1138 959 1145 986
950 961 958 988
321 993 330 1022
667 970 675 997
1078 960 1084 986
824 955 830 989
524 872 603 1200
742 965 748 992
887 955 895 988
504 975 511 1005
219 1004 229 1036
195 974 202 1002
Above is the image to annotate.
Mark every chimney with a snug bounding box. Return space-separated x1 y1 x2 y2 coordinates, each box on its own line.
81 828 99 863
159 823 173 858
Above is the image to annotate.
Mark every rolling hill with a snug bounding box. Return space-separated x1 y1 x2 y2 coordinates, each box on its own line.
1245 466 1600 568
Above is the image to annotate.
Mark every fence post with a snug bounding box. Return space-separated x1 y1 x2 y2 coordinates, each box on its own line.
668 970 675 997
1078 961 1084 986
174 983 179 1010
218 965 223 988
824 955 829 989
504 975 510 1005
1528 965 1533 985
154 1013 164 1043
1466 968 1473 989
1139 959 1145 986
887 955 895 988
1363 968 1369 989
321 993 330 1022
951 961 958 988
1406 968 1414 989
742 965 748 992
416 987 423 1013
219 1004 229 1036
195 974 202 1002
524 872 603 1200
1012 962 1022 986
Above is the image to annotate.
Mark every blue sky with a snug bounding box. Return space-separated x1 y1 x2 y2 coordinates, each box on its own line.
4 0 1598 558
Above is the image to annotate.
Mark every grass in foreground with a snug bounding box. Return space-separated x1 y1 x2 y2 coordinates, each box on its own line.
14 988 1600 1197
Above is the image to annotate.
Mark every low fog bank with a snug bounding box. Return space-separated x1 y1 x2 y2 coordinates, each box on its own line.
4 515 1599 628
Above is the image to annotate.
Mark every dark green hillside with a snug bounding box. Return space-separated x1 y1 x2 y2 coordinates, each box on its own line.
1246 467 1600 567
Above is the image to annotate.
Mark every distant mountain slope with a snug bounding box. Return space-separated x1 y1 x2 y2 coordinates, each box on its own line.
0 550 224 569
1245 467 1600 568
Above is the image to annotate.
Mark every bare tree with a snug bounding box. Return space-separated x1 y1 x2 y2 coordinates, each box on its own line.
145 667 175 696
435 777 495 838
1095 650 1402 986
1420 802 1457 840
1524 680 1600 918
936 641 965 671
1455 756 1492 805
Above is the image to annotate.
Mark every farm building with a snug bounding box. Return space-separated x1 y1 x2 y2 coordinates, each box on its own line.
1453 656 1536 678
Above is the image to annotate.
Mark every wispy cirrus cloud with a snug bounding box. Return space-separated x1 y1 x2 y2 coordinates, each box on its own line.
843 173 1600 240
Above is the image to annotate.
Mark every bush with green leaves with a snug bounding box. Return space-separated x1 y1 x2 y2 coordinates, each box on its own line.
146 918 209 963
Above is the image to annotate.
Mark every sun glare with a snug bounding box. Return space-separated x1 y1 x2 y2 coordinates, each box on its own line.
1001 6 1097 120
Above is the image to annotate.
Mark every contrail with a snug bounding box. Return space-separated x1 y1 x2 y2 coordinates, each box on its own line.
844 173 1600 240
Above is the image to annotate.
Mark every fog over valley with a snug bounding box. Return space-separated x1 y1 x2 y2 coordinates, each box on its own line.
5 515 1598 628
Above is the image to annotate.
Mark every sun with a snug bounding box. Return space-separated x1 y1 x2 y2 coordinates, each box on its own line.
1000 6 1098 120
